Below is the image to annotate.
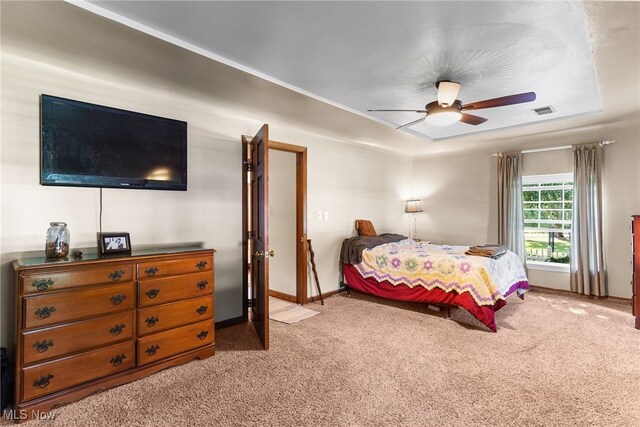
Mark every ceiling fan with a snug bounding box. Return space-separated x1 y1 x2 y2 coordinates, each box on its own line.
368 81 536 129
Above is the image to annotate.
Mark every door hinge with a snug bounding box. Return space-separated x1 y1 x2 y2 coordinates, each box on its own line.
247 298 256 308
247 230 254 240
244 161 254 172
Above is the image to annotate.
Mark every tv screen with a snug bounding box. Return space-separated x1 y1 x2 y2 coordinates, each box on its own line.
41 95 187 191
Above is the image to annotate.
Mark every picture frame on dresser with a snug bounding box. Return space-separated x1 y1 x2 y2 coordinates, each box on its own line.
98 232 131 255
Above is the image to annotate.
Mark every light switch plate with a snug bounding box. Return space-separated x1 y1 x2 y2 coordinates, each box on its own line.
317 211 323 220
324 211 329 221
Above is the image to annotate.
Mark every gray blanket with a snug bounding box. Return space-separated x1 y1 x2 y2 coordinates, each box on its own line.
340 233 407 265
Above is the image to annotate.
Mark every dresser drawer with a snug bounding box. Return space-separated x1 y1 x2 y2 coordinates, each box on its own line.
137 255 213 280
20 265 133 295
23 283 135 329
137 319 214 366
138 295 214 336
22 311 135 365
22 341 134 401
138 271 213 307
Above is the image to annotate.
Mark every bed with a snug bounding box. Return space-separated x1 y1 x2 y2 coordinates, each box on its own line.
341 234 529 332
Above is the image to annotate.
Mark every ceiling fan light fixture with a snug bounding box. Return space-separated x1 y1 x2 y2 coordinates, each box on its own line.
425 110 462 126
425 100 462 126
436 81 461 107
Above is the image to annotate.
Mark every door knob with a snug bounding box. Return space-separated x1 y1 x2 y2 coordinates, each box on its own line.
254 250 275 258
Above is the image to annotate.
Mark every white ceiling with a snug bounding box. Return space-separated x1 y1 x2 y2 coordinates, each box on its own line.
67 0 640 155
79 0 603 142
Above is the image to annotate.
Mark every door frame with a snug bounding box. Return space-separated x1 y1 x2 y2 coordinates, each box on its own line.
269 140 308 304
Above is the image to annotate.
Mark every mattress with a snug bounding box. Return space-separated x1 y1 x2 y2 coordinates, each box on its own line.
343 239 530 331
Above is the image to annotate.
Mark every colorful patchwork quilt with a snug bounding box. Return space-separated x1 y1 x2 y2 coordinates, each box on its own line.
349 239 530 330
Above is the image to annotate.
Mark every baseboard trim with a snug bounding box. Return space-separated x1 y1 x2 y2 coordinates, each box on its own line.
306 288 344 304
268 289 297 303
529 285 570 294
215 315 246 330
529 285 631 303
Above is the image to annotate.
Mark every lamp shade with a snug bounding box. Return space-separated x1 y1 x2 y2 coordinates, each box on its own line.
405 199 423 213
436 81 461 107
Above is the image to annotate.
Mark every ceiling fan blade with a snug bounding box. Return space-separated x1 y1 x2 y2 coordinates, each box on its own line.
368 109 428 113
461 92 536 111
459 113 488 125
396 117 426 130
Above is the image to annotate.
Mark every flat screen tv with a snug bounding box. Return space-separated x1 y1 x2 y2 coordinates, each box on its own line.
41 94 187 191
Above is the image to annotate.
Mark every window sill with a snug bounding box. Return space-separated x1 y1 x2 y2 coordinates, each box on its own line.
527 261 570 273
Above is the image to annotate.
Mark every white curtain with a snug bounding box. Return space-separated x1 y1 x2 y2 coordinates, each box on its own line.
570 143 606 296
497 153 527 266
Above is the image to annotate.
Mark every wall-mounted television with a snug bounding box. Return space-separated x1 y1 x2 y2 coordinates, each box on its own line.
41 95 187 191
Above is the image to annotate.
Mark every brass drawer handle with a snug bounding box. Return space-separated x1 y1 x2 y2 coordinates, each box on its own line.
35 306 56 319
144 267 159 277
145 288 160 299
145 316 159 327
145 344 160 356
110 353 127 367
33 339 54 353
197 330 209 340
110 294 127 306
33 374 54 389
109 323 126 336
32 279 54 292
196 305 208 316
109 270 126 281
196 260 208 270
196 280 208 290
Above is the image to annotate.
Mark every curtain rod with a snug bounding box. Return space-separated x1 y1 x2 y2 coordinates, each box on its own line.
492 140 615 157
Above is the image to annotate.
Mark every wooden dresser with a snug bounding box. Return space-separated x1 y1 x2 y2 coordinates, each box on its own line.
12 248 215 419
632 216 640 329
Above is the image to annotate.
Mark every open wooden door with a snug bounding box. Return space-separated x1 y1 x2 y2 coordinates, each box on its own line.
246 125 270 349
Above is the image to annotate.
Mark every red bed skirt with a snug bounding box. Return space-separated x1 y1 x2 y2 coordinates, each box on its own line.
343 264 506 332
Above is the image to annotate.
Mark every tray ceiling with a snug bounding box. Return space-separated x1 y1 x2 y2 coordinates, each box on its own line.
81 1 602 142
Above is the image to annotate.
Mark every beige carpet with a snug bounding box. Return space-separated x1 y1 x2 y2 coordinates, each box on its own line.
4 289 639 426
269 297 319 324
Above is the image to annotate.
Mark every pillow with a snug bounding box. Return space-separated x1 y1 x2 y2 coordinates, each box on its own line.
355 219 377 237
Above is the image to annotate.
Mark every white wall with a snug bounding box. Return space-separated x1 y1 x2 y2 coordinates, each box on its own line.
411 152 498 246
522 150 573 176
0 2 414 348
303 136 412 300
411 118 640 298
268 150 297 296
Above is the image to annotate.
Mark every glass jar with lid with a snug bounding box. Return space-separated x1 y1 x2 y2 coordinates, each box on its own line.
45 222 70 258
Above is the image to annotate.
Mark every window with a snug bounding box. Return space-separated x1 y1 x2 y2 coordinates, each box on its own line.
523 173 572 265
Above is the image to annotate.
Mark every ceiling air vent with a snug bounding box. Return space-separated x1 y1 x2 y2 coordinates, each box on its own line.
533 105 555 115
